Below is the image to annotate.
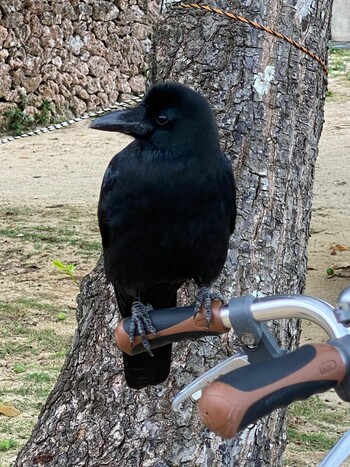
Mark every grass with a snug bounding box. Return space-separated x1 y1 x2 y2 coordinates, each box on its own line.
0 226 100 252
286 394 350 462
0 298 63 317
328 48 350 79
0 439 18 452
287 427 336 451
0 204 99 465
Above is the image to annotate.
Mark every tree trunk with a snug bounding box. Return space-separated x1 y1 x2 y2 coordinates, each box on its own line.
16 1 332 466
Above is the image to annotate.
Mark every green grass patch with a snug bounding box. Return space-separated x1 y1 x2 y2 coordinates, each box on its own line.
0 226 100 252
287 427 335 451
289 396 348 424
1 95 57 137
25 372 53 384
13 363 26 374
289 396 326 418
328 48 350 77
0 438 18 452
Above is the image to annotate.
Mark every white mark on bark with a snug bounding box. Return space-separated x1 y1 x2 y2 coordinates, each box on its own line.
253 291 267 298
295 0 313 19
253 66 275 96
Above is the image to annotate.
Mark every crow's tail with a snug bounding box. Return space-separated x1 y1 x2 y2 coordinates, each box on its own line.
122 345 172 389
116 282 181 389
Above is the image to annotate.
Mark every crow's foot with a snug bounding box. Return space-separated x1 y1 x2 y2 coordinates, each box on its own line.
194 286 224 327
129 299 156 356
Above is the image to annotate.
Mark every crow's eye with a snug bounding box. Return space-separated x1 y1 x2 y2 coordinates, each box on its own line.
156 114 169 126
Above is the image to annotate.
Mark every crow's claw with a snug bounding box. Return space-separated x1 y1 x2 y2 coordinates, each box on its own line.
129 299 156 356
194 286 224 328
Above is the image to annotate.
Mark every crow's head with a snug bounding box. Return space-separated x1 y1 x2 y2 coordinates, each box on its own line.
90 82 220 154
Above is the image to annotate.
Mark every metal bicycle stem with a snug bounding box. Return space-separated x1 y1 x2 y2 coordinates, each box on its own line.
220 294 350 339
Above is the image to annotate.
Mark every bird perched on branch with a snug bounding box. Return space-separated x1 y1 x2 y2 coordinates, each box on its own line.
90 82 236 389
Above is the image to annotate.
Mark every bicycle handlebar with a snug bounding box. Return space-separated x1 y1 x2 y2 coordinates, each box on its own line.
115 293 350 355
115 301 228 355
198 342 346 438
115 290 350 443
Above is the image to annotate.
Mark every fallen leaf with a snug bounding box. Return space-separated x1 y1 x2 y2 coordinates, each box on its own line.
330 243 349 255
0 403 21 417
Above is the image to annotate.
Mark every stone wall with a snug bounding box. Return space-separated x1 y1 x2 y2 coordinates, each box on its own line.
0 0 159 124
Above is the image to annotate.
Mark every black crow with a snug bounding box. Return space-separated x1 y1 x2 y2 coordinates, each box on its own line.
90 82 236 389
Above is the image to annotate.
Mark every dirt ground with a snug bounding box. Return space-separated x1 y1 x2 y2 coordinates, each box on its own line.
0 76 350 465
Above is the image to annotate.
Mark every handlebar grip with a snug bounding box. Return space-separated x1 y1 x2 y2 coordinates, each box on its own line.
115 300 229 355
198 343 346 439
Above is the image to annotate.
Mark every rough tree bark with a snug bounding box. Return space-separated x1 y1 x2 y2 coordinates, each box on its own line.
16 0 332 465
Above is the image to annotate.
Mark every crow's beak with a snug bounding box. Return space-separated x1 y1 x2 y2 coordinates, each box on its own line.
89 105 150 137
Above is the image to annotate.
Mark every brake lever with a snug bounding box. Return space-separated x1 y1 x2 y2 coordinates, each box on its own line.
172 351 249 411
172 296 288 411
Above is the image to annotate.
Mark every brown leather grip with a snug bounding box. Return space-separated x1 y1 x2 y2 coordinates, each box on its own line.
115 300 229 355
198 343 346 439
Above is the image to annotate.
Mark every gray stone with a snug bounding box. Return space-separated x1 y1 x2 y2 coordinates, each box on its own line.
131 23 150 40
4 29 21 47
92 1 120 21
61 2 77 21
29 15 43 38
73 85 90 100
84 76 101 94
0 48 9 61
0 0 23 13
22 55 42 76
23 76 42 94
0 25 8 45
41 25 64 48
70 96 87 116
67 35 83 55
41 64 58 81
61 18 74 37
88 55 110 78
0 102 16 127
11 68 25 86
83 32 105 56
25 37 42 56
129 75 146 94
7 56 22 69
0 64 12 97
52 56 63 68
77 3 93 20
37 80 59 101
2 11 23 29
332 0 350 40
41 11 61 26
